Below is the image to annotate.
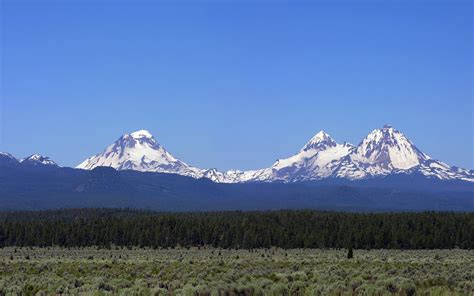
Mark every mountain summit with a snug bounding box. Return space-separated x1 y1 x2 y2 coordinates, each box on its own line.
76 126 473 183
130 129 154 139
301 131 337 151
76 130 203 178
21 154 59 167
248 131 354 182
354 125 428 170
332 126 472 182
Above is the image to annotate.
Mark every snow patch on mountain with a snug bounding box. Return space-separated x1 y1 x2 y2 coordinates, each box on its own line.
130 130 154 139
21 154 60 167
0 152 17 160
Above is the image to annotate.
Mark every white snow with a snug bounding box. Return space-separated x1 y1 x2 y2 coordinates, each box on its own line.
77 130 204 178
130 130 154 139
343 126 426 177
0 152 16 159
76 127 473 183
21 154 59 167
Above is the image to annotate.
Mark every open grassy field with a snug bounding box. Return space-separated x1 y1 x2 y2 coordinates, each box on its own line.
0 247 472 295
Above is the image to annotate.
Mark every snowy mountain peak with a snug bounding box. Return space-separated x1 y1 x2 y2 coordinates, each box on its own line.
25 154 45 160
123 131 159 148
332 126 473 182
301 130 337 151
259 131 355 182
76 130 204 178
352 126 426 171
365 125 402 143
130 130 154 139
312 130 333 142
21 154 59 167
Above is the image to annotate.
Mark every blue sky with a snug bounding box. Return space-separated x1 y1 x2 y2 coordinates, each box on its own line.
1 0 472 170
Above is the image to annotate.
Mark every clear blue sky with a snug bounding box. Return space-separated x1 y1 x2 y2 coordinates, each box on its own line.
1 0 472 170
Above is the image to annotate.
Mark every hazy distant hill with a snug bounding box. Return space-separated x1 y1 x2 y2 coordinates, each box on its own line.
0 161 472 211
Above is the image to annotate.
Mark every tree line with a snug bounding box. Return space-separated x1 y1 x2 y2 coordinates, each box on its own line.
0 209 472 249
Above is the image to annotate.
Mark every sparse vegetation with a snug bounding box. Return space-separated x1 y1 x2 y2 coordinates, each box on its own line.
0 209 472 295
0 247 472 295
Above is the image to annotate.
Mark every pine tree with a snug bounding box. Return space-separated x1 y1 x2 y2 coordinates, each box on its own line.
347 246 353 259
0 225 4 248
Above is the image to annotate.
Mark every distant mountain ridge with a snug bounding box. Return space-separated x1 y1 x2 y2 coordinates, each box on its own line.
2 126 473 183
0 164 472 211
0 152 59 168
74 126 473 183
1 145 472 211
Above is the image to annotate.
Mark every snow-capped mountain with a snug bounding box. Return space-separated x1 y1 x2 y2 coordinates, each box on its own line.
75 127 473 183
331 125 473 182
0 152 60 168
20 154 59 167
220 131 354 183
264 131 354 182
76 130 205 178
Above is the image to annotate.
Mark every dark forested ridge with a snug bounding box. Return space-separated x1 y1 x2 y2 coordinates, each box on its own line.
1 164 473 212
0 209 472 249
